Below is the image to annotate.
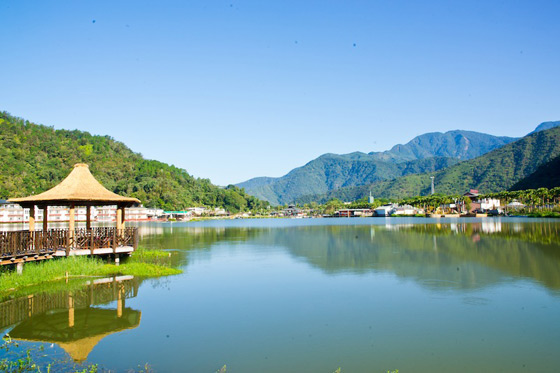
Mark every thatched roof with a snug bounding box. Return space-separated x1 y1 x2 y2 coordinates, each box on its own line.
10 307 141 362
9 164 140 206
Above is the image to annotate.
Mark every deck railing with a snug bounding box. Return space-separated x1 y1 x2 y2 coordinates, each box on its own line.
0 227 138 259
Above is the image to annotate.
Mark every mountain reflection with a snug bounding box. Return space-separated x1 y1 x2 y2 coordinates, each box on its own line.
258 221 560 291
1 276 141 362
140 220 560 292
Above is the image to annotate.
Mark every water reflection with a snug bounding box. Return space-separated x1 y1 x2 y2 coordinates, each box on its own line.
1 276 141 362
264 222 560 292
141 219 560 292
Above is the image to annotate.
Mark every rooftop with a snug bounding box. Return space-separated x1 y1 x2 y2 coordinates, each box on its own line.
9 164 140 207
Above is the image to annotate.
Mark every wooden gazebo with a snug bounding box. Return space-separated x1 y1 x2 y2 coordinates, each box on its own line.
1 164 140 266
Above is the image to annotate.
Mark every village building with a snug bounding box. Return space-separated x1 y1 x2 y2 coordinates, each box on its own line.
374 204 396 217
283 205 305 217
392 205 422 216
335 208 373 217
461 189 501 213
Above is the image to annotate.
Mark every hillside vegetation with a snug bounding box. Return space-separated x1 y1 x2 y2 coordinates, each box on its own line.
239 130 517 204
298 126 560 203
369 130 517 162
510 155 560 190
0 111 266 212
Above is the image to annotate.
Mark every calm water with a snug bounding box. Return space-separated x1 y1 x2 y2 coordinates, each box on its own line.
2 217 560 372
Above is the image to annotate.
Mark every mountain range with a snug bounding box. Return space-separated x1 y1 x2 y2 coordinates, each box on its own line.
239 121 560 205
296 125 560 203
238 130 519 204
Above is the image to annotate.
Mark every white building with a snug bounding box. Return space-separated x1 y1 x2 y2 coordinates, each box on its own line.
392 205 420 216
374 204 395 217
187 207 207 216
479 198 501 211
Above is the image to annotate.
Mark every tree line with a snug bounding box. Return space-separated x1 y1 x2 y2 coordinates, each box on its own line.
0 111 268 213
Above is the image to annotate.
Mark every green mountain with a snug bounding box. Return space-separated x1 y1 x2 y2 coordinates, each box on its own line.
369 130 517 162
0 111 266 212
298 126 560 202
510 154 560 190
528 121 560 135
238 130 517 205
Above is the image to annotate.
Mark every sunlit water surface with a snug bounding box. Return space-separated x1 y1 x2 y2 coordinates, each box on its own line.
2 217 560 372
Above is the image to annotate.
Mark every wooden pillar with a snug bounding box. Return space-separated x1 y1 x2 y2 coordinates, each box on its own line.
116 206 122 231
42 206 48 232
27 295 34 318
29 205 35 232
121 206 126 230
69 203 75 249
68 292 75 328
117 284 123 318
86 205 91 230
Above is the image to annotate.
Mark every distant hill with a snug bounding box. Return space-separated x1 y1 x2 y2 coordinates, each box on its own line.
528 121 560 135
510 154 560 190
369 130 517 163
298 126 560 202
0 111 266 212
238 130 517 205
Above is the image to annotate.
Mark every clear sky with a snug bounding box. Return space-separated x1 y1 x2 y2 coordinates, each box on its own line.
1 1 559 185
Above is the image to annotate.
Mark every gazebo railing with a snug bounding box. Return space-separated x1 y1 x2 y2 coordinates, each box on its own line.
0 227 138 259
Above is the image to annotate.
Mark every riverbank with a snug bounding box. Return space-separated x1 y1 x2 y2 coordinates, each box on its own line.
0 248 181 297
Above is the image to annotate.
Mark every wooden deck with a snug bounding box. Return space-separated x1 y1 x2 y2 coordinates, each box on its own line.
0 227 138 266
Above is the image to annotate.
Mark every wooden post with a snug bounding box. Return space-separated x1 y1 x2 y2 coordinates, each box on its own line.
90 229 94 255
28 205 36 253
68 204 75 250
27 295 34 318
86 205 91 230
42 206 48 253
116 206 122 229
117 284 123 318
42 206 48 232
121 205 126 230
68 292 75 328
29 205 35 232
112 228 117 253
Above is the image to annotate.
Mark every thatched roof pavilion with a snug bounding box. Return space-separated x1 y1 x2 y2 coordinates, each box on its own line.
8 163 139 233
9 163 139 207
2 164 140 264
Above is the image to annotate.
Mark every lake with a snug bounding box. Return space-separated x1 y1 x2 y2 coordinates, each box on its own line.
2 217 560 372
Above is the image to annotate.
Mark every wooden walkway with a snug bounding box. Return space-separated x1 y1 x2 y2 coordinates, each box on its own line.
0 227 138 266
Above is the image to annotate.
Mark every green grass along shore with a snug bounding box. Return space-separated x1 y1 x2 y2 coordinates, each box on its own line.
0 248 182 297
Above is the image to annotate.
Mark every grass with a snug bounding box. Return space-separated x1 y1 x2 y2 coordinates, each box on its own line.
0 248 182 297
526 211 560 218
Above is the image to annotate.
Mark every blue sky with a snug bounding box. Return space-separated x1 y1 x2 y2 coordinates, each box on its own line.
1 1 559 185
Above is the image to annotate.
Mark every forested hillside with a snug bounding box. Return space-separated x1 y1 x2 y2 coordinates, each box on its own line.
238 130 516 205
0 112 266 212
297 126 560 203
510 155 560 190
239 154 459 205
369 130 517 162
